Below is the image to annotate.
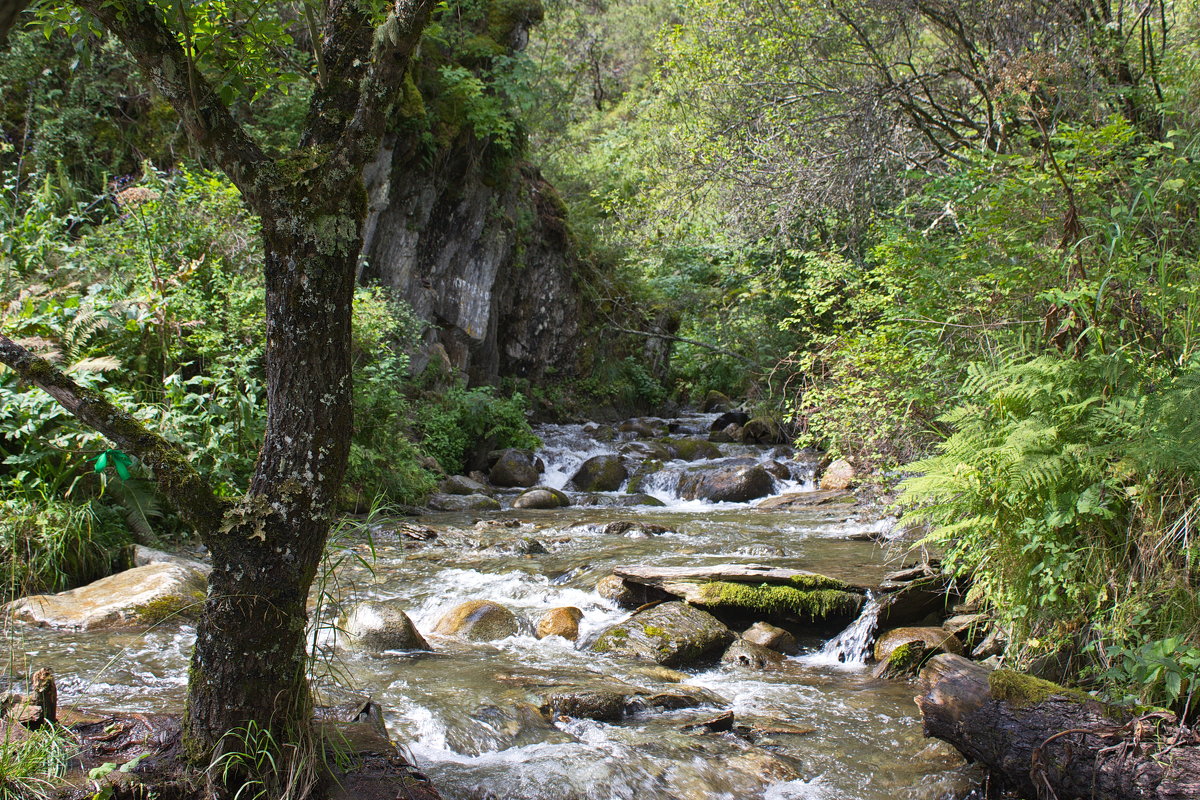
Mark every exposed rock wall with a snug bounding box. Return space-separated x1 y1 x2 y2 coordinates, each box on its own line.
357 0 582 387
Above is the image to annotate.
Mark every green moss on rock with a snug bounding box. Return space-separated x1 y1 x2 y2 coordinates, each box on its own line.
133 590 206 624
694 581 862 621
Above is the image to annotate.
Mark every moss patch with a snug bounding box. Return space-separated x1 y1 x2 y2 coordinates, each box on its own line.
989 670 1095 708
694 581 862 621
133 590 206 624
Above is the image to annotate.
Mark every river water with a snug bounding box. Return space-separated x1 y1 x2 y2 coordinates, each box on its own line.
16 413 978 799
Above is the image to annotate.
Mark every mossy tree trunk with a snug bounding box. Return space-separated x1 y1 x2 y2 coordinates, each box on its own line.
0 0 435 776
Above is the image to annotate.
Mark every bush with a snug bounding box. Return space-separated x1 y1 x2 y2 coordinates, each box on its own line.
416 386 540 475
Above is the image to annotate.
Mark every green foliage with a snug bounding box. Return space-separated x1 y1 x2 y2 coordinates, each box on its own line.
415 385 539 474
0 722 76 800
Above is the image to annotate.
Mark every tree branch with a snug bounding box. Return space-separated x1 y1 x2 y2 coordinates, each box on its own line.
0 335 229 537
74 0 273 205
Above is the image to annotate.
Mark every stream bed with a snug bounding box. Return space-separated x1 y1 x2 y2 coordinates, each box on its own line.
17 413 979 800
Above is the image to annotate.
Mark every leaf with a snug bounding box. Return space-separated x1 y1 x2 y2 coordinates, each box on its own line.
88 762 118 780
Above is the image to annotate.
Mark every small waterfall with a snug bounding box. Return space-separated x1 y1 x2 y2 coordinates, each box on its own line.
801 595 881 667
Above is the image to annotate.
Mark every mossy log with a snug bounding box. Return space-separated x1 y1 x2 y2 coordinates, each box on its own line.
916 654 1200 800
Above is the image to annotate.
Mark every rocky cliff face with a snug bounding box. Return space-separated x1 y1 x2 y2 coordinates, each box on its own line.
357 1 582 386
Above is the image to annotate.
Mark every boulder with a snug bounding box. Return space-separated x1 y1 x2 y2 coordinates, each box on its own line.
339 600 431 653
619 440 674 461
575 493 666 508
536 607 583 640
433 600 522 641
511 487 571 509
710 411 750 431
538 680 726 722
664 438 722 461
677 464 774 503
818 458 856 491
740 417 786 444
873 626 963 664
5 563 207 630
617 420 656 438
439 475 493 496
444 702 574 756
876 574 960 629
754 490 853 510
426 493 502 512
601 521 672 538
127 545 211 575
596 575 641 608
701 390 733 412
488 449 539 488
591 601 735 667
721 639 786 670
741 622 799 654
568 455 627 492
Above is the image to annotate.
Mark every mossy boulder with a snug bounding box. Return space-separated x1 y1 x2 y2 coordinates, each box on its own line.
871 640 931 679
488 449 539 488
684 578 863 624
433 600 522 641
677 464 775 503
590 601 735 667
511 487 571 509
568 455 627 492
617 420 657 438
701 390 733 412
665 438 722 461
340 600 431 653
596 575 640 607
536 606 583 640
873 626 963 664
709 411 750 431
6 562 208 630
427 493 502 512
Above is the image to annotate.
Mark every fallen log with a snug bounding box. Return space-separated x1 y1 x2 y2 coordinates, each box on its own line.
916 654 1200 800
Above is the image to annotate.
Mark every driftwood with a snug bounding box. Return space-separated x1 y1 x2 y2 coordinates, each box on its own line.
917 654 1200 800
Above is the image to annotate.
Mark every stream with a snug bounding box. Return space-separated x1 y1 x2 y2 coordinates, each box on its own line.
17 412 979 799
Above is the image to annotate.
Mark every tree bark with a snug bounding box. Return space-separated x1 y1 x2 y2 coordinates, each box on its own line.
916 654 1200 800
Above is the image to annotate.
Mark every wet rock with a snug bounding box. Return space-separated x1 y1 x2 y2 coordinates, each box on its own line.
633 684 728 712
618 420 656 438
682 710 734 733
439 475 493 496
710 411 750 431
754 490 854 510
575 493 666 507
5 562 207 630
539 679 727 721
601 521 672 538
734 545 787 557
568 455 628 492
427 493 502 512
721 639 785 670
511 487 571 509
433 600 521 641
871 640 931 680
741 417 786 444
742 622 799 654
665 438 722 461
339 600 431 653
468 469 490 485
873 627 963 665
875 574 961 629
624 459 665 494
591 601 735 667
818 458 856 491
620 440 675 461
595 575 641 608
701 390 733 412
488 449 539 488
445 702 574 755
628 665 690 683
536 607 583 640
484 537 548 556
677 464 774 503
762 460 792 480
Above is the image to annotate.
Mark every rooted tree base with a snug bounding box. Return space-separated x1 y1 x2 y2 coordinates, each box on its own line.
917 654 1200 800
47 706 442 800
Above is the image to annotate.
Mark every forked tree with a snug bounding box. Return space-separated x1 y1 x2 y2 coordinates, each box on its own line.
0 0 435 773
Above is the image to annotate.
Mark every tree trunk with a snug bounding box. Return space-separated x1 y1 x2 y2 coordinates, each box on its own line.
916 654 1200 800
182 189 360 761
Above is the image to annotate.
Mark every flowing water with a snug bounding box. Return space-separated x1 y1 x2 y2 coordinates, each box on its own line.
16 413 978 799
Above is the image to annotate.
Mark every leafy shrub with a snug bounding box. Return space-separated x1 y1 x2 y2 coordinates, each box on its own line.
416 386 540 475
